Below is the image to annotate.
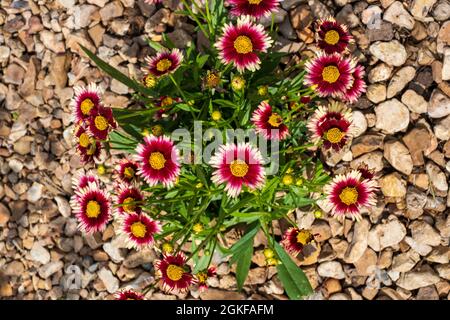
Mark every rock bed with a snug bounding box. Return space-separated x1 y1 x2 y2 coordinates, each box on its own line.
0 0 449 300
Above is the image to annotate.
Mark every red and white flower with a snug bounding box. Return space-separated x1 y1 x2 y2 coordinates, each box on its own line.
305 53 356 98
75 126 102 164
71 171 99 200
71 83 103 125
323 170 377 221
87 105 117 141
155 252 194 293
145 49 183 77
229 0 281 18
114 289 145 300
115 159 139 185
70 182 111 233
307 102 353 151
316 17 353 54
209 143 266 198
154 96 181 120
135 135 181 188
119 213 161 250
281 227 315 256
115 185 144 216
342 65 366 104
196 267 216 291
251 101 289 141
215 16 272 73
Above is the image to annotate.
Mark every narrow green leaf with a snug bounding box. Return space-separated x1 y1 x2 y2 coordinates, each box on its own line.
235 244 252 290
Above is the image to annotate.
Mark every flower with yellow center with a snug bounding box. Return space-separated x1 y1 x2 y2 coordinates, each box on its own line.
162 242 174 254
205 71 221 88
230 159 249 177
257 85 268 96
79 132 90 148
193 223 204 234
234 35 253 54
286 168 294 174
86 200 101 218
160 97 173 107
124 166 135 179
325 127 344 144
144 74 157 88
156 59 172 72
80 98 94 115
97 164 106 175
94 115 109 131
130 221 147 238
231 76 246 91
151 125 164 137
314 210 323 219
324 30 340 45
321 65 340 83
149 152 166 170
268 113 282 127
263 248 274 259
196 271 208 284
211 110 222 121
296 229 313 245
339 187 359 206
166 264 184 281
122 197 137 213
282 174 294 186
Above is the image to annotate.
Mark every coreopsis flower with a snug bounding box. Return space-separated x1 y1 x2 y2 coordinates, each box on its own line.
72 171 99 192
281 227 315 256
135 135 181 188
355 163 375 181
305 53 356 98
145 49 183 77
231 75 246 91
75 126 102 164
71 83 103 125
342 65 366 103
154 96 181 120
307 102 353 151
115 158 139 185
143 73 157 88
155 252 194 293
115 185 144 216
119 213 161 250
323 170 377 221
209 143 266 198
251 101 289 141
215 16 272 72
196 267 216 291
211 110 222 121
114 289 145 300
87 105 117 141
202 70 222 91
316 17 353 54
70 182 111 233
229 0 281 18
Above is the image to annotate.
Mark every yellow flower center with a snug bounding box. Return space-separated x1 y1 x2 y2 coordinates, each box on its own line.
80 98 94 115
144 74 156 88
151 125 164 136
130 221 147 238
124 166 135 179
122 197 137 213
248 0 263 4
296 230 312 245
149 152 166 170
325 127 344 144
268 113 282 127
86 200 101 218
79 132 90 148
193 223 203 233
197 271 208 284
156 58 172 72
231 76 245 91
94 115 108 131
230 160 249 178
212 111 222 121
162 242 174 254
206 73 220 88
322 65 340 83
166 264 184 281
234 35 253 54
282 174 294 185
324 30 340 45
161 97 174 107
339 187 359 206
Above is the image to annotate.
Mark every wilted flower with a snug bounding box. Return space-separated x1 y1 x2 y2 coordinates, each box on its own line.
87 105 116 141
231 75 246 91
115 159 139 185
202 70 221 90
196 267 216 291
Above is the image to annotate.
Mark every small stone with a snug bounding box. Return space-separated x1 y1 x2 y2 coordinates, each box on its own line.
38 261 64 278
103 237 126 263
375 99 410 134
366 84 386 103
417 286 439 300
200 288 246 300
368 63 393 83
410 220 442 247
402 123 438 166
434 115 450 141
351 133 384 157
4 64 24 85
344 218 370 263
124 248 156 268
380 173 407 198
27 182 43 203
368 217 407 251
401 89 428 114
322 278 342 297
99 1 124 23
433 0 450 21
354 248 378 276
0 203 11 226
351 151 384 172
369 40 408 66
387 66 416 99
405 236 433 256
383 1 415 30
98 267 120 293
30 242 51 265
396 267 440 290
436 264 450 280
408 173 429 190
55 196 71 218
166 29 193 48
405 187 428 219
88 24 105 47
110 79 128 95
442 48 450 81
391 250 421 272
411 0 437 20
351 111 368 137
317 261 346 279
428 89 450 118
426 161 448 196
383 140 413 175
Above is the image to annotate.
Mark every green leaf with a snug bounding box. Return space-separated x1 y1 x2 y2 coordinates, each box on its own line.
80 45 156 98
274 242 313 299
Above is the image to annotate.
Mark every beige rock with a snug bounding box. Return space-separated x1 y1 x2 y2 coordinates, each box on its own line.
391 250 421 272
368 217 406 251
380 173 407 198
411 0 437 20
387 66 416 99
428 89 450 118
402 122 438 166
401 89 428 114
396 266 440 290
368 63 393 83
384 1 415 30
351 111 368 137
434 115 450 140
354 248 378 276
383 140 413 175
351 133 384 157
436 264 450 280
345 218 370 263
317 261 345 279
367 84 386 103
426 161 448 196
410 220 442 246
350 151 384 172
375 99 410 134
369 40 408 66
